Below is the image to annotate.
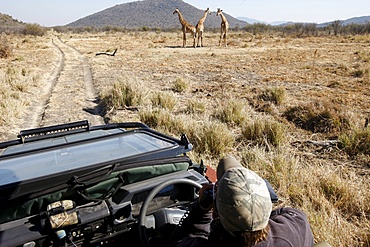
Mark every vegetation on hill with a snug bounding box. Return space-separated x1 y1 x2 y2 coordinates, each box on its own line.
0 13 24 33
0 13 46 36
66 0 247 29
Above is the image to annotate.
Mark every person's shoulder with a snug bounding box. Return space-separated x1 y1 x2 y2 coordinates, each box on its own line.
267 207 314 246
270 207 309 223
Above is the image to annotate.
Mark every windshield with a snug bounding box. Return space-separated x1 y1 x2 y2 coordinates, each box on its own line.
0 132 175 186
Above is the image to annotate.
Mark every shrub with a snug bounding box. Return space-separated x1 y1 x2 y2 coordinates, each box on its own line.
283 102 350 133
22 24 46 36
241 117 286 148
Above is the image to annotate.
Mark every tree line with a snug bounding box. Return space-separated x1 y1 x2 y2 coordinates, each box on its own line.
240 20 370 37
1 20 370 37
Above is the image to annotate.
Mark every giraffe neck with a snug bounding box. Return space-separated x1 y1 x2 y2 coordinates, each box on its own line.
220 13 227 23
177 11 187 26
199 11 208 24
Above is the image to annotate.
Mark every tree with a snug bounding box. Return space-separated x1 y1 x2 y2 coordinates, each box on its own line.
331 20 343 36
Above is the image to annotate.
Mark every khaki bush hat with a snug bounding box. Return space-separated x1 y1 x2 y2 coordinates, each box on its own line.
216 155 272 232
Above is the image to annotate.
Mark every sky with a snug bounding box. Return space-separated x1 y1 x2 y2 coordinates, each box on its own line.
1 0 370 27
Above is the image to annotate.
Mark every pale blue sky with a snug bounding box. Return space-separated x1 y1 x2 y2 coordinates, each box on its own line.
1 0 369 26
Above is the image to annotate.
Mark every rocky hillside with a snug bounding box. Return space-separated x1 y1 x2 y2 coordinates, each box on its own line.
66 0 247 29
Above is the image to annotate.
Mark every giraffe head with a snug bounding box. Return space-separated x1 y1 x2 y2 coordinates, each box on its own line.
206 7 211 16
216 8 223 16
173 8 180 15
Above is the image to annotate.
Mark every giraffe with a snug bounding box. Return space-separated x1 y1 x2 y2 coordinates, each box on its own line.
195 7 211 47
173 8 196 48
216 8 229 47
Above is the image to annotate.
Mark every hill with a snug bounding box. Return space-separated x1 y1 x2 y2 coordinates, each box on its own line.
238 15 370 26
66 0 247 29
342 15 370 25
0 13 25 33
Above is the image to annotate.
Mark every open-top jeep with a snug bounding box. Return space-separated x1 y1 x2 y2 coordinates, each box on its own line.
0 121 210 247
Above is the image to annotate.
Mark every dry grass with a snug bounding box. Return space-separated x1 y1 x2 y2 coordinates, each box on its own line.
0 35 12 59
0 30 369 246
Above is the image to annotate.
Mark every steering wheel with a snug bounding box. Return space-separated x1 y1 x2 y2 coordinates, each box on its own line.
138 178 202 247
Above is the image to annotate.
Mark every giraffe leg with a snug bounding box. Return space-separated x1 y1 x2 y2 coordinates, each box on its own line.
183 32 186 48
200 31 203 47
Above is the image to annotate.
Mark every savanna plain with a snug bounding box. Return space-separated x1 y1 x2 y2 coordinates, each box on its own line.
0 30 369 246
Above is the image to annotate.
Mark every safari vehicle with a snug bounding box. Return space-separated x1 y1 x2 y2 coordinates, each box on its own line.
0 120 210 247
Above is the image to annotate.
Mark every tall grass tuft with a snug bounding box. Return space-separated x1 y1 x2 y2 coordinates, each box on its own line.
151 91 177 111
173 77 188 93
139 109 234 156
258 86 286 105
185 98 206 114
240 146 296 186
240 117 286 148
339 128 370 155
188 121 235 156
0 35 12 59
213 99 248 125
283 101 350 133
100 80 143 111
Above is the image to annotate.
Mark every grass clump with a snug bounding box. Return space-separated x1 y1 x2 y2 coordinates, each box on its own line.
139 108 167 129
100 80 143 111
318 172 370 217
151 91 177 111
258 86 286 105
139 108 185 133
173 77 188 93
241 117 286 148
283 102 350 133
339 128 370 156
213 99 248 125
185 98 206 114
0 35 12 59
139 110 234 156
240 146 296 190
189 121 235 156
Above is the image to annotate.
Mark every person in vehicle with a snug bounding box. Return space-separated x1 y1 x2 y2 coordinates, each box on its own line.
176 155 314 247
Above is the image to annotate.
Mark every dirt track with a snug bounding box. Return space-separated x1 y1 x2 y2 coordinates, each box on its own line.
4 35 105 140
38 36 104 127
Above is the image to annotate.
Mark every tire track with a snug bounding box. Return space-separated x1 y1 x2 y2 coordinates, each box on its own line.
37 36 104 127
